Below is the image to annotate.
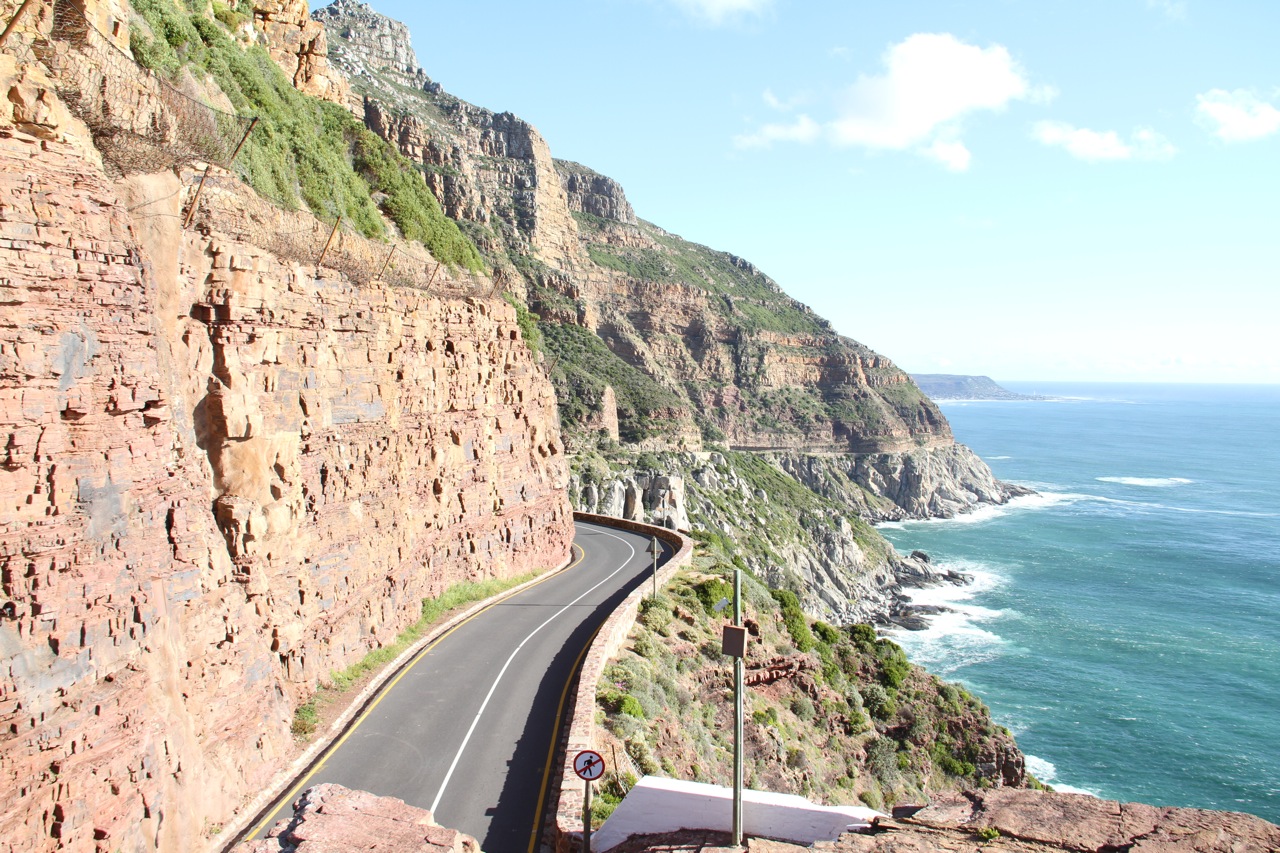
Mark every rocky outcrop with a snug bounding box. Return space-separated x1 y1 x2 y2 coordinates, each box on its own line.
838 788 1280 852
0 34 571 852
316 1 584 272
779 445 1032 522
570 451 979 624
557 160 638 226
253 0 351 104
236 784 482 853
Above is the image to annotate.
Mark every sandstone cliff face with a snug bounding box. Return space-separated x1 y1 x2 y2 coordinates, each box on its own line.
253 0 351 105
0 19 571 852
317 0 584 272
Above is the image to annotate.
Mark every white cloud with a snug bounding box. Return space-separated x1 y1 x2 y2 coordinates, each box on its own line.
1032 121 1176 162
921 138 971 172
826 33 1034 171
733 115 821 149
829 34 1030 151
669 0 772 24
1195 89 1280 142
734 33 1039 170
762 88 808 112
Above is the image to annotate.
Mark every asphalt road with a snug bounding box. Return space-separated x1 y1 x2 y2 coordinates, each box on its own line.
244 519 665 853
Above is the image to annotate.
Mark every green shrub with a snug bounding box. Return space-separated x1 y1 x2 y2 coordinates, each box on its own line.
619 695 646 719
291 701 318 736
860 683 897 721
770 588 815 652
875 639 911 690
848 622 878 652
790 695 816 722
813 621 841 645
865 737 899 784
638 594 673 631
694 578 734 615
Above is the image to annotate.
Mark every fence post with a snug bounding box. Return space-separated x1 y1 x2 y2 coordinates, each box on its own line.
377 245 395 281
0 0 36 48
426 262 440 289
316 215 342 268
228 116 258 164
182 165 213 230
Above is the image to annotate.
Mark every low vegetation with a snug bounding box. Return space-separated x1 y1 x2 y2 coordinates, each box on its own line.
290 572 540 740
542 323 686 443
592 555 1029 825
127 0 483 270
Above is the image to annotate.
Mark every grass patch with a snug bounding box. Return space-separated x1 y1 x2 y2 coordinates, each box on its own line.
292 571 543 738
127 0 483 271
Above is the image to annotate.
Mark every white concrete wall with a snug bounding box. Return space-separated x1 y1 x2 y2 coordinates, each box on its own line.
592 776 884 852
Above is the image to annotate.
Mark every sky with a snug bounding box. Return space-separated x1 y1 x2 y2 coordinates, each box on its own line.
351 0 1278 384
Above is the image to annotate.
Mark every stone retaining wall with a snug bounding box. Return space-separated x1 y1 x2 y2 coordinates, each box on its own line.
553 514 693 852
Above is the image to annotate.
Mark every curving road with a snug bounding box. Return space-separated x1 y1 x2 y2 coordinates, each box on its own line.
243 519 665 853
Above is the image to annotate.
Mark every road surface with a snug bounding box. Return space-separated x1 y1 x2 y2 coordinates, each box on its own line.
244 519 664 853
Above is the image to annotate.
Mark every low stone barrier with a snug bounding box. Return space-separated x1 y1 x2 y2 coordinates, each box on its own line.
553 513 694 852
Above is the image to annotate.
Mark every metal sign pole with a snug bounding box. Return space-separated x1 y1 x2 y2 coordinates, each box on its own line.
583 777 592 853
733 567 744 845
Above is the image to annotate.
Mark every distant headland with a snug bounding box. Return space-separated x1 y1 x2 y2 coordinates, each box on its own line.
911 374 1050 401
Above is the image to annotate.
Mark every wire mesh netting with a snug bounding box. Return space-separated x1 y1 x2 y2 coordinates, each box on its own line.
27 0 254 176
2 0 490 295
194 172 490 296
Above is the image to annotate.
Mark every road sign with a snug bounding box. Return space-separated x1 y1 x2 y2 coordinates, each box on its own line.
574 749 605 781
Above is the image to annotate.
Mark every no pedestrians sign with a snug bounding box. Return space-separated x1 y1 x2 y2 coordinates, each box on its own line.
573 749 605 781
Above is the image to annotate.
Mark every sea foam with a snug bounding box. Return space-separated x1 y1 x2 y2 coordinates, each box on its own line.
886 559 1012 675
1096 476 1194 487
1025 755 1099 797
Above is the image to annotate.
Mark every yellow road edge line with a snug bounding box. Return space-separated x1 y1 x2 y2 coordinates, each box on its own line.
246 542 587 840
528 620 604 853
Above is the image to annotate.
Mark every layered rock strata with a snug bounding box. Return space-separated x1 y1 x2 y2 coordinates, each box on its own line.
0 39 571 853
839 788 1280 852
253 0 351 105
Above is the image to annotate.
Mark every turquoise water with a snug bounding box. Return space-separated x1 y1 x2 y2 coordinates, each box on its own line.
878 382 1280 822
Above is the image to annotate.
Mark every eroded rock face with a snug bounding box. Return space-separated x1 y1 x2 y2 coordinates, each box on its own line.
317 0 584 272
236 783 482 853
0 111 570 853
252 0 351 104
837 788 1280 852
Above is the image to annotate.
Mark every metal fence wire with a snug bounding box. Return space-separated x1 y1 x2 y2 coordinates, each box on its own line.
194 172 488 296
27 0 254 176
3 0 490 295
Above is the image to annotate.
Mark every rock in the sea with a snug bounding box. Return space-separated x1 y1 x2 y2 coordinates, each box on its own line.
235 784 482 853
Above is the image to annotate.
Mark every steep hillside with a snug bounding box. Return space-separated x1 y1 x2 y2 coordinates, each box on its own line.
592 560 1028 825
313 0 1006 470
0 0 572 849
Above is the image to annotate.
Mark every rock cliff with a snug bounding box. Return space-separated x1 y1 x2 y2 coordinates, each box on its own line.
0 5 572 850
311 1 1005 470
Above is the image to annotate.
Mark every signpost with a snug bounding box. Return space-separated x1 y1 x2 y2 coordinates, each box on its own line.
719 569 746 844
574 749 605 852
645 536 661 599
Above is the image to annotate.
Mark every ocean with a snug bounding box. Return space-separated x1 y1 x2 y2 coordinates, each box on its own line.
878 382 1280 823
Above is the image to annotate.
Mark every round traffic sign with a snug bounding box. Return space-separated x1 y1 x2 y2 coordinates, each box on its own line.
573 749 605 781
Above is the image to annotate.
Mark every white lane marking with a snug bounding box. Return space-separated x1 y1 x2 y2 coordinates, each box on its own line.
429 527 638 814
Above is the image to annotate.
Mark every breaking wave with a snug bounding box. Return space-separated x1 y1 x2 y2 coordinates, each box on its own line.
1096 476 1193 487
